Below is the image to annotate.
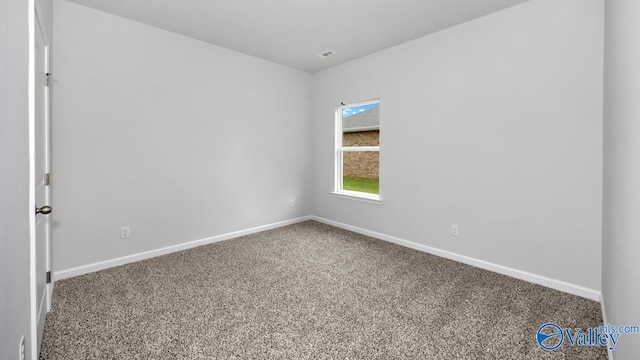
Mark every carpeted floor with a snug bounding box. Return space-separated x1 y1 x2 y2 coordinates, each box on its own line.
39 221 607 359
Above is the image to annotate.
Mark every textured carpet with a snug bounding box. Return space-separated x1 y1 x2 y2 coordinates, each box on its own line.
40 221 606 359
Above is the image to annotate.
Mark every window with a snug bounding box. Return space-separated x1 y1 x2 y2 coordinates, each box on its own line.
334 99 380 201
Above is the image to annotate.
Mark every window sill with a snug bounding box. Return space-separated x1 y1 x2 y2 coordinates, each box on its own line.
331 191 382 204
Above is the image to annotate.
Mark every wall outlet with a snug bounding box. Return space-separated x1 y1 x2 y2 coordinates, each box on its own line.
120 226 131 239
451 224 459 237
19 336 25 360
289 199 295 208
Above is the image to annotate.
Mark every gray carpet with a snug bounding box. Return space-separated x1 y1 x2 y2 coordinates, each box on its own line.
39 221 607 359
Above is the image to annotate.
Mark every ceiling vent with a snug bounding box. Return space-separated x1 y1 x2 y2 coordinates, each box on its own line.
317 50 336 58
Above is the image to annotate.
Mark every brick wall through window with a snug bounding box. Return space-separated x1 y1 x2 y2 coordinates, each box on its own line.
342 130 379 179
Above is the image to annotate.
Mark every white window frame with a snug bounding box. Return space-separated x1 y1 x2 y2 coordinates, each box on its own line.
333 99 381 202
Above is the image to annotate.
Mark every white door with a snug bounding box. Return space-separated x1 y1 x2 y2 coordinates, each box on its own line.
32 4 52 357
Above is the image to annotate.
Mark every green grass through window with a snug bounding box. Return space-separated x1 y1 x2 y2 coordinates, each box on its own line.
343 176 379 194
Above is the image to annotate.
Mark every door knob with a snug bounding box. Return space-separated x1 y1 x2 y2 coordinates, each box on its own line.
36 206 52 215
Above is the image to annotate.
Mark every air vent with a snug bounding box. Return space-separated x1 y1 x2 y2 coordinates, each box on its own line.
317 50 336 58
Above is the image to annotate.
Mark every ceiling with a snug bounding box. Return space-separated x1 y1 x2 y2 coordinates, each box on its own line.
68 0 528 73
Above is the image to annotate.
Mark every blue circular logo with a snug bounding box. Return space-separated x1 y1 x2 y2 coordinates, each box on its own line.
537 323 564 351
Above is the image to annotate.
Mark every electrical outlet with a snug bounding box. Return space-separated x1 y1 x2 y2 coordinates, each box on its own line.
451 224 459 237
289 199 295 208
19 336 25 360
120 226 131 239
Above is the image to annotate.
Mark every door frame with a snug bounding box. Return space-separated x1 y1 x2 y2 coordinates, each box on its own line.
29 0 52 358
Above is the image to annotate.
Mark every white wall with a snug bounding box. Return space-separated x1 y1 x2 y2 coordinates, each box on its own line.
0 0 11 349
0 1 30 357
1 0 52 359
52 1 312 272
312 0 603 291
603 0 640 358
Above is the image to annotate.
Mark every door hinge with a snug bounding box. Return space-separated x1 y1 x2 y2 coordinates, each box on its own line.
45 73 51 87
46 271 51 284
44 173 51 186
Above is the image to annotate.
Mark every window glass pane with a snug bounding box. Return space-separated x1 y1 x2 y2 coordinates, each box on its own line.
342 151 379 194
342 103 380 146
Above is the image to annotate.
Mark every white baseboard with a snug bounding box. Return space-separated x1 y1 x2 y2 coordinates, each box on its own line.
54 216 312 280
600 292 614 360
55 214 601 303
311 216 601 302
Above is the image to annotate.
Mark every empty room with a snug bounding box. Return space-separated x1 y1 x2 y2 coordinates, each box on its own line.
2 0 639 359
